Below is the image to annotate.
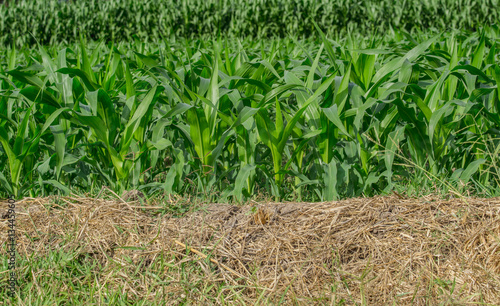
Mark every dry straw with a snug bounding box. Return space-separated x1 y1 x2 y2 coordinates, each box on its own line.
1 194 499 304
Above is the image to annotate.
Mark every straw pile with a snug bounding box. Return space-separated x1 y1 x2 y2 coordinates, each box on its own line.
1 194 499 304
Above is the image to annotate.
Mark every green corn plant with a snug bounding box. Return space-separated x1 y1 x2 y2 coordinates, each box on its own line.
71 85 161 192
255 73 336 199
0 103 69 197
1 28 499 201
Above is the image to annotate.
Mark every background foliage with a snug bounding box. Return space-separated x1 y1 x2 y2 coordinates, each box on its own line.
0 0 499 47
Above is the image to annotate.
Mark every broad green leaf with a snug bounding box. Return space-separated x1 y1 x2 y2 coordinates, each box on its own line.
460 159 486 184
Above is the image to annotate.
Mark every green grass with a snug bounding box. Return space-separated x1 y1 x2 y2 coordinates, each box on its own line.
0 247 361 304
1 251 487 304
0 28 499 201
0 246 253 304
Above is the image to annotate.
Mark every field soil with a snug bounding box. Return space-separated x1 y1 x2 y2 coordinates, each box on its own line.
1 194 500 304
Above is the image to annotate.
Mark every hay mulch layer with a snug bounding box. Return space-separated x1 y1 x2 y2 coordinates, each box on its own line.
1 194 500 304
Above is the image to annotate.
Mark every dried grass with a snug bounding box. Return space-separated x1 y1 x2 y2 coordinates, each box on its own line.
1 195 500 304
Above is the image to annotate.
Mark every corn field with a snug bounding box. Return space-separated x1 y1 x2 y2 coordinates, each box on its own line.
1 26 500 201
1 0 499 47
